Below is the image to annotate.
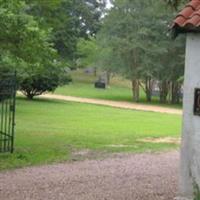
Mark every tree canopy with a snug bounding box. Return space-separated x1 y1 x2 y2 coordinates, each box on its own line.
26 0 106 62
91 0 185 103
0 0 186 103
0 0 71 99
165 0 187 10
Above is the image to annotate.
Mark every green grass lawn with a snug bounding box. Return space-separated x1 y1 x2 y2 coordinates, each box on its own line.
56 82 133 101
0 97 181 170
55 69 182 109
55 69 133 101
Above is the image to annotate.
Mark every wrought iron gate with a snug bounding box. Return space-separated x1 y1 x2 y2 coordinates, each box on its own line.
0 72 16 153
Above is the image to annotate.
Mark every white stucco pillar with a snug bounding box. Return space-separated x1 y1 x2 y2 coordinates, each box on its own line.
177 33 200 200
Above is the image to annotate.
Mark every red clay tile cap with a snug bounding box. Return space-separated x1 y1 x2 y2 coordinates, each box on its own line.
172 0 200 37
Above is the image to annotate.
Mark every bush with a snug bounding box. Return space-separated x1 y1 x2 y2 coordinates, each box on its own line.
19 65 72 100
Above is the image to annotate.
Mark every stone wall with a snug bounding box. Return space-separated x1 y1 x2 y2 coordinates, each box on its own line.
179 33 200 199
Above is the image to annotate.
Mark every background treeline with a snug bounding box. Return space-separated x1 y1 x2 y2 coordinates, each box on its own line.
0 0 187 103
78 0 187 104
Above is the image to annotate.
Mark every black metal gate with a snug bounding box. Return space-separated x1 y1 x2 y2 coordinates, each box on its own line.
0 72 16 153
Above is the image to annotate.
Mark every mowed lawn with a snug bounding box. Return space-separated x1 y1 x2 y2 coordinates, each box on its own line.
56 82 133 102
0 97 181 170
56 70 133 102
55 69 182 109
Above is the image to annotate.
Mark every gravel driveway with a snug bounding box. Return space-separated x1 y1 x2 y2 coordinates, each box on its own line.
0 151 179 200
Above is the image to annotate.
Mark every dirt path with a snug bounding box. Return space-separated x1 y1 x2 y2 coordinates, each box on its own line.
0 151 179 200
41 94 182 115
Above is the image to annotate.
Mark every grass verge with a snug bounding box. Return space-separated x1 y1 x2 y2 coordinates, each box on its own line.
0 97 181 170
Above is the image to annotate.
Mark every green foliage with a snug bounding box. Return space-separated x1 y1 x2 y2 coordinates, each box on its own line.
0 0 54 66
76 37 99 68
0 0 71 99
0 0 186 102
20 62 71 99
193 182 200 200
165 0 188 10
27 0 106 62
94 0 185 103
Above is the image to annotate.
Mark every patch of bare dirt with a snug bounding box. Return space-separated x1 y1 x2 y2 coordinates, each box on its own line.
0 151 179 200
70 149 110 161
138 137 181 145
106 144 133 148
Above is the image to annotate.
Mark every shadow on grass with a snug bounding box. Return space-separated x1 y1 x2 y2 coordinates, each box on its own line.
17 95 72 106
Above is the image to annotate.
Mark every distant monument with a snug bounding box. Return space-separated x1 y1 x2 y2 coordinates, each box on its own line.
172 1 200 199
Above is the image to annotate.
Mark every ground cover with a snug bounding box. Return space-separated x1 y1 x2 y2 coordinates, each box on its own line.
0 97 181 170
55 69 182 109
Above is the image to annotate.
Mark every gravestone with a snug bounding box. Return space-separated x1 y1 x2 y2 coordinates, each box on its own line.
94 74 106 89
152 81 160 97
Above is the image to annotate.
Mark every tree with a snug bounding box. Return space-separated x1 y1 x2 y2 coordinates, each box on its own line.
165 0 188 10
76 37 98 68
96 0 163 101
26 0 106 63
0 0 70 99
95 0 185 103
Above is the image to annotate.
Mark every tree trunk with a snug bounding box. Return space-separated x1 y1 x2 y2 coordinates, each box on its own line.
26 92 34 100
106 71 111 85
145 77 153 102
159 81 169 103
171 81 181 104
131 79 140 102
94 67 97 77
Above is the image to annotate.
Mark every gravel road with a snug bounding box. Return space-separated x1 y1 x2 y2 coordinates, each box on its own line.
0 151 179 200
